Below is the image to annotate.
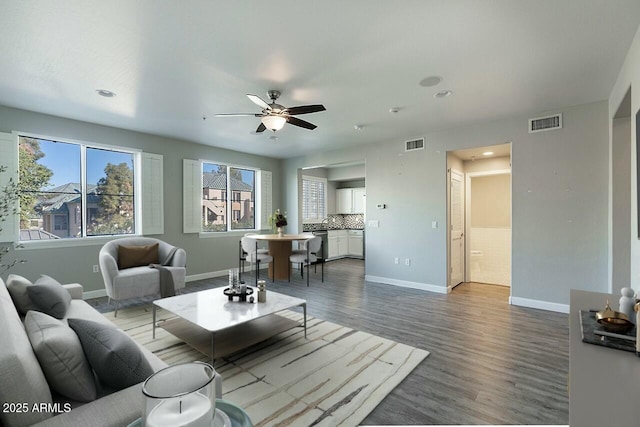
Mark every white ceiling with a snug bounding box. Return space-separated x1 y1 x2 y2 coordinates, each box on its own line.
451 143 511 161
0 1 638 159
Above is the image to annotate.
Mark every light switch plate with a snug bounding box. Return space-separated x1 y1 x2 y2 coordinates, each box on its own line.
431 221 438 229
368 220 379 228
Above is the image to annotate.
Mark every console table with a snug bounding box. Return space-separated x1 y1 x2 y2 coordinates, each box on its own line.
569 289 640 426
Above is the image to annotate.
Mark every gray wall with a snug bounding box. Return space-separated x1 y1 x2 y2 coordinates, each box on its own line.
612 117 631 293
284 100 609 306
0 105 282 293
609 24 640 291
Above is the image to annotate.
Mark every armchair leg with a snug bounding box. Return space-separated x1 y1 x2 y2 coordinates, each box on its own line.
114 300 119 318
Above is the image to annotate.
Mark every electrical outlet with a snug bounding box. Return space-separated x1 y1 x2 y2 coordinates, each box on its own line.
92 265 99 273
394 257 399 265
405 258 411 266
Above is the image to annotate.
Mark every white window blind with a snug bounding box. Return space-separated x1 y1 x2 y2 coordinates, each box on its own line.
183 159 202 233
302 175 327 223
0 132 18 243
141 152 163 235
260 170 272 230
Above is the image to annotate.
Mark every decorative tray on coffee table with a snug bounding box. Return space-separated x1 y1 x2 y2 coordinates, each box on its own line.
223 286 253 302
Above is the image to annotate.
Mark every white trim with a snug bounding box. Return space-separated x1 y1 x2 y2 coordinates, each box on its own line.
17 234 135 250
509 296 570 313
187 264 268 282
16 130 141 155
365 275 447 294
83 289 107 300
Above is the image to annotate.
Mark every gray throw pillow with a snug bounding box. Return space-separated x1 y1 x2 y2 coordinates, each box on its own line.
67 318 154 391
27 275 72 319
6 274 39 315
24 311 97 402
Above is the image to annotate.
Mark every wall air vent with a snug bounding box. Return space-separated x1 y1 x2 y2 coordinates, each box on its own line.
405 137 425 151
528 113 562 133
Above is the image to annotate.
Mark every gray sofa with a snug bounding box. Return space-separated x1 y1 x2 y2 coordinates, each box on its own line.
0 276 167 427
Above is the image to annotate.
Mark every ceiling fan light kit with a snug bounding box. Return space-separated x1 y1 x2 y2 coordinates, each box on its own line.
215 90 326 133
262 115 286 131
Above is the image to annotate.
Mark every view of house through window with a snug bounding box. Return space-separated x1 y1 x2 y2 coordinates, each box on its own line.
202 163 255 232
18 136 136 240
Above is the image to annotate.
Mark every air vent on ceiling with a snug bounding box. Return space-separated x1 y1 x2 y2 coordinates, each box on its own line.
528 113 562 133
405 137 425 151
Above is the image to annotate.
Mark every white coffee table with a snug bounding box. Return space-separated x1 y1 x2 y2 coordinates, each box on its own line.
152 288 307 362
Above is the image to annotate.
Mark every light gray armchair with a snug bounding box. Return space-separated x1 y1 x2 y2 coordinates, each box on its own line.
99 237 186 316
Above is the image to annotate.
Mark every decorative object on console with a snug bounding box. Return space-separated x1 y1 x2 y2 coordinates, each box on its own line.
595 300 633 333
143 361 225 427
619 287 636 323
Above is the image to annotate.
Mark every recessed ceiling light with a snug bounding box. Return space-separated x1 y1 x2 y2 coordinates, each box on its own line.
354 125 363 130
419 76 442 87
96 89 116 98
483 151 494 156
434 90 452 99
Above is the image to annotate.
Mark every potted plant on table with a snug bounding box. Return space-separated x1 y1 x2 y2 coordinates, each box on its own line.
268 209 287 237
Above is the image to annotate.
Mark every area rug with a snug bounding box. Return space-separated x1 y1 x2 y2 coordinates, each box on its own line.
106 306 429 427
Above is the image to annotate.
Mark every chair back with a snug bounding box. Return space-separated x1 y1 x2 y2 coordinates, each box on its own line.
307 236 322 254
241 236 258 254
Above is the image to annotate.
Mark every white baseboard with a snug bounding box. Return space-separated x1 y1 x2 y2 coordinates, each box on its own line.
365 275 447 294
83 289 107 300
509 296 569 313
186 264 268 283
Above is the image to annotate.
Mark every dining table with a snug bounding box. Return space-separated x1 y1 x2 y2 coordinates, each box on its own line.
252 233 314 280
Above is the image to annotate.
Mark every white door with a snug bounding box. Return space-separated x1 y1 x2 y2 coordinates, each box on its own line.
450 170 465 287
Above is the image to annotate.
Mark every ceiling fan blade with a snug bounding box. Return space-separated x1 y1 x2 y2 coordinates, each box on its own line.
285 104 326 115
214 113 262 117
247 94 270 110
256 123 267 133
287 116 317 130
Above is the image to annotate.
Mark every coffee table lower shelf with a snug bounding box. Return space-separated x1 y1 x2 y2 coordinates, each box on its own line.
157 313 301 360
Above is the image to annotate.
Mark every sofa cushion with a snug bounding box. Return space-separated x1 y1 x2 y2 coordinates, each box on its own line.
6 273 39 315
68 318 154 391
0 278 53 427
117 243 159 269
28 275 72 319
25 311 97 402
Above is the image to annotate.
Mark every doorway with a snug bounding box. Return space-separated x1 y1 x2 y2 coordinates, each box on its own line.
447 144 512 293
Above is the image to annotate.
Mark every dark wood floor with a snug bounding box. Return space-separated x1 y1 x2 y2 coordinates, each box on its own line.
89 259 569 425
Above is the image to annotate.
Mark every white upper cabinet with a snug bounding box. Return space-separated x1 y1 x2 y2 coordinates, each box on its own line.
336 187 365 214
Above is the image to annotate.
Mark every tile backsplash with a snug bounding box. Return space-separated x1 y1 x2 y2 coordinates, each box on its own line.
303 214 364 231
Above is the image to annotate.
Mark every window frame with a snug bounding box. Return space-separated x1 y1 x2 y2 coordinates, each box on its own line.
302 175 328 224
16 131 142 247
200 160 260 234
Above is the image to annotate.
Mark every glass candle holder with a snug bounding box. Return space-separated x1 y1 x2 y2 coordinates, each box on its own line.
142 362 217 427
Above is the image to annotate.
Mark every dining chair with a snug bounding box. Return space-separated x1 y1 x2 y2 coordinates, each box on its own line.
241 236 274 285
239 233 268 279
288 236 323 286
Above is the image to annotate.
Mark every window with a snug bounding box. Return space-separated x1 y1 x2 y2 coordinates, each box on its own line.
302 175 327 223
202 163 256 232
18 136 138 240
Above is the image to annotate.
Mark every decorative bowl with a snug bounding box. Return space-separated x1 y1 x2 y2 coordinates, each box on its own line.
596 300 634 333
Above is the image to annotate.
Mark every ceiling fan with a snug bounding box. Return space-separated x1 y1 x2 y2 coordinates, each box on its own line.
214 90 326 133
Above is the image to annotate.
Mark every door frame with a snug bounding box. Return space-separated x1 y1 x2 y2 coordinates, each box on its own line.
465 169 512 288
449 168 465 290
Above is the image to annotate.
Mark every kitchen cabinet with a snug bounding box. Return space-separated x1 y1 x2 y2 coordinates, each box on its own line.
336 187 365 214
328 229 363 259
328 230 348 258
347 230 364 257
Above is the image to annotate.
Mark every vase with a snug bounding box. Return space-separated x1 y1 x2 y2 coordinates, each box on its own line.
277 227 284 237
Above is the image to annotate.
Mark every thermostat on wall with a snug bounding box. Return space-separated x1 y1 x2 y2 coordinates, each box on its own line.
376 203 386 209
